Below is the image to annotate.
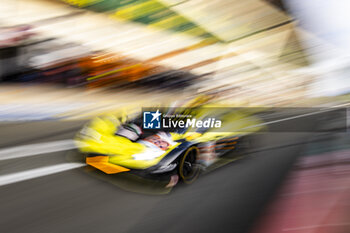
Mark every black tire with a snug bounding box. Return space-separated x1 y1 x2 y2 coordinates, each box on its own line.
178 146 200 184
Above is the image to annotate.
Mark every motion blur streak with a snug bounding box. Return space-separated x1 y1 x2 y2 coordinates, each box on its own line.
0 0 350 233
0 139 76 161
0 163 85 186
286 0 350 96
251 147 350 233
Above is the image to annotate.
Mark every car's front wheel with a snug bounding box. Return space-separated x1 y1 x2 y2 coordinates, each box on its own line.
178 146 200 184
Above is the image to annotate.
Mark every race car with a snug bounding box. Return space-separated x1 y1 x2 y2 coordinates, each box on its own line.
75 98 263 186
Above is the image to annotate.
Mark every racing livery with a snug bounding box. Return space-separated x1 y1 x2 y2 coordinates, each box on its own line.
75 98 263 185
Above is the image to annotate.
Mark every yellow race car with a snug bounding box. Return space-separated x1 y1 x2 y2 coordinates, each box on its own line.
75 99 263 185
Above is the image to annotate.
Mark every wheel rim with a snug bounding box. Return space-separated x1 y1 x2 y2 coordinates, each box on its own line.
179 147 200 183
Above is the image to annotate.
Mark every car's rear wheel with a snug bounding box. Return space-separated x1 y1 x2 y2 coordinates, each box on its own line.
178 146 200 184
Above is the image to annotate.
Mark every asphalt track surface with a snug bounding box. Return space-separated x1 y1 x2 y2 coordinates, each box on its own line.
0 115 339 233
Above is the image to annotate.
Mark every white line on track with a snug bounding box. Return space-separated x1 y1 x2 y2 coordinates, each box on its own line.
239 106 346 131
0 139 77 161
0 163 86 186
0 106 345 186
